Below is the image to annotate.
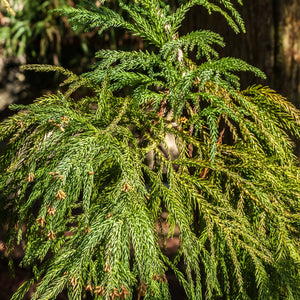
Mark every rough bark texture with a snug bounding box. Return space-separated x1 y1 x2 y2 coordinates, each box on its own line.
182 0 300 107
272 0 300 107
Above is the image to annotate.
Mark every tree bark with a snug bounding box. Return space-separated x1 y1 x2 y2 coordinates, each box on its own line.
182 0 300 107
270 0 300 107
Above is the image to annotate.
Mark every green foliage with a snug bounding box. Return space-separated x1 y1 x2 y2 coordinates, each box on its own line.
1 0 300 299
0 0 62 59
0 0 96 63
0 0 16 16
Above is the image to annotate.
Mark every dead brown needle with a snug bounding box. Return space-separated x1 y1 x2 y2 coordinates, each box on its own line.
110 288 119 299
94 286 104 296
37 216 46 227
70 276 77 287
152 273 159 281
122 183 131 192
105 213 112 219
47 206 56 216
61 116 69 124
120 286 130 299
26 173 35 182
104 262 111 273
55 190 66 200
160 274 167 283
138 281 147 299
83 226 91 235
47 230 55 240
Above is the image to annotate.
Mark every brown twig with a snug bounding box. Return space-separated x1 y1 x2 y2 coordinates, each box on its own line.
217 127 226 145
157 98 167 117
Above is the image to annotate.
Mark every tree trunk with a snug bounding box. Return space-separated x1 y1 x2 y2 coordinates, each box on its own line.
182 0 300 107
271 0 300 107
